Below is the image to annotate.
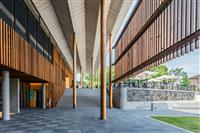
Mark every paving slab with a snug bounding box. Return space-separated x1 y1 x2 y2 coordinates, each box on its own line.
0 88 199 133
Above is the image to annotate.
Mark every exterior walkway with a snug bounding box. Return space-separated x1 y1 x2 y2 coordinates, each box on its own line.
57 88 101 108
0 88 198 133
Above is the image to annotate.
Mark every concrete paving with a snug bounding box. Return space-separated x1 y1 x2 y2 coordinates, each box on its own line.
0 88 199 133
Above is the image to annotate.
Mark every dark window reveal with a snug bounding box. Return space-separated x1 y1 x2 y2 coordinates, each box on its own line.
28 10 36 48
49 41 53 61
43 33 49 59
0 0 53 62
36 22 44 54
15 0 27 39
0 0 13 26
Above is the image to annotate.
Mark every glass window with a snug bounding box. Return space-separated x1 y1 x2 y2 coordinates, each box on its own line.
1 0 53 63
0 0 13 26
28 10 36 48
49 43 53 61
43 32 49 59
43 33 49 52
15 0 27 39
49 36 54 60
36 22 44 54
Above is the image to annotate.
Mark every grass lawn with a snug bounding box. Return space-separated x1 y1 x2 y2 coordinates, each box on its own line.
151 116 200 133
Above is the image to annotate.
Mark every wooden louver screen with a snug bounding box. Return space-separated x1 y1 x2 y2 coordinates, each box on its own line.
0 18 73 107
114 0 200 82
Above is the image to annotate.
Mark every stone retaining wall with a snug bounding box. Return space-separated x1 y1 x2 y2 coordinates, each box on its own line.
113 87 196 110
127 88 195 101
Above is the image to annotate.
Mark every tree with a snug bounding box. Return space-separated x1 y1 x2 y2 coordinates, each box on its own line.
169 68 187 77
83 73 90 88
106 66 115 86
150 65 168 78
82 66 115 88
181 75 191 87
168 68 190 87
150 65 191 89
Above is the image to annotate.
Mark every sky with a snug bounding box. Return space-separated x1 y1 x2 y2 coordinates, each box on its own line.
164 48 200 77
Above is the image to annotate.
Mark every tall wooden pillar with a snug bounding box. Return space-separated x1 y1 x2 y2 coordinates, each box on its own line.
80 67 83 88
100 0 106 120
95 72 97 88
109 34 113 109
97 69 99 88
91 58 93 89
73 33 77 109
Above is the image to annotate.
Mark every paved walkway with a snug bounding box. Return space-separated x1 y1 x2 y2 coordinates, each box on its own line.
57 88 101 108
0 88 199 133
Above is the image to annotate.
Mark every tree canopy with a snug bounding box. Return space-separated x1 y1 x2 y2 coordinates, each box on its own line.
82 65 191 88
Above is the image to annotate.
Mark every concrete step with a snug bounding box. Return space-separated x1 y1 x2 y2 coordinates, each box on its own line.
57 88 101 108
171 101 200 109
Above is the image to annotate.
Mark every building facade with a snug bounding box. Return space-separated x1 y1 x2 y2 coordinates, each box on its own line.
190 75 200 89
0 0 73 120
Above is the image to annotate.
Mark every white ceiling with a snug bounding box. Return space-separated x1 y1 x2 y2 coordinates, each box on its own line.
93 0 133 72
68 0 87 72
32 0 133 74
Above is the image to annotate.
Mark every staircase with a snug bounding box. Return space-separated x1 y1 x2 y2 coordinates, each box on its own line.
57 88 101 108
170 101 200 109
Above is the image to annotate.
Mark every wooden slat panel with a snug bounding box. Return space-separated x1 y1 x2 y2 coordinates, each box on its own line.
114 0 200 81
0 18 73 107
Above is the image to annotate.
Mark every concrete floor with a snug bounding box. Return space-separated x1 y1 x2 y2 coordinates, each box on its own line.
0 88 199 133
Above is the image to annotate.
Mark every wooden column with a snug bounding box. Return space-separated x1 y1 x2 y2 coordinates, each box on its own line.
97 68 99 88
91 58 93 89
109 34 113 109
95 72 97 88
100 0 106 120
80 66 83 88
73 33 77 109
